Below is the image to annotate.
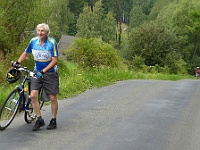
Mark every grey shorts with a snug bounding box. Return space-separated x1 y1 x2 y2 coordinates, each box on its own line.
31 72 59 95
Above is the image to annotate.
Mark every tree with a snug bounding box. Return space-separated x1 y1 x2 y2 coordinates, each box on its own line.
154 0 200 72
68 0 86 35
47 0 73 40
85 0 99 11
0 0 44 55
102 0 132 23
187 10 200 57
69 0 86 15
76 0 116 43
132 0 156 15
0 0 74 56
129 5 147 29
76 6 94 38
101 11 116 43
148 0 175 20
0 0 64 55
91 0 104 37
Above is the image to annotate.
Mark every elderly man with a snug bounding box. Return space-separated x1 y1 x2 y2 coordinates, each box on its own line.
13 23 59 131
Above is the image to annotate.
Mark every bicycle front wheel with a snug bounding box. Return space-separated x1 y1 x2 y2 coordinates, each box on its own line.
0 88 21 130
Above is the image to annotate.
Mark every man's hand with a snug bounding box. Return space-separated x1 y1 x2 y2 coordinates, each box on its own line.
12 61 21 68
36 71 44 78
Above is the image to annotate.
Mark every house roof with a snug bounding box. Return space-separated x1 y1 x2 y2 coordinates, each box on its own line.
58 35 78 60
58 35 77 50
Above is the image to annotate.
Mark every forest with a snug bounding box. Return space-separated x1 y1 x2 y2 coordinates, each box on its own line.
0 0 200 77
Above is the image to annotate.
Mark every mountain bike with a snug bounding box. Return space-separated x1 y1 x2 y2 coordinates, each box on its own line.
0 67 46 131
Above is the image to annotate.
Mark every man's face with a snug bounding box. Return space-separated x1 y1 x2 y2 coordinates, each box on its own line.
37 27 48 40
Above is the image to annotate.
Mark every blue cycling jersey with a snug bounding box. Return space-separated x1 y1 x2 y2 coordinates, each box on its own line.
25 37 58 72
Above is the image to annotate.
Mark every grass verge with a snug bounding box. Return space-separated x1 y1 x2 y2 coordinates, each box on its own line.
0 61 194 103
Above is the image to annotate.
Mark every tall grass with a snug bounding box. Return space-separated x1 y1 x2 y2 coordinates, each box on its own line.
58 62 194 99
0 61 194 103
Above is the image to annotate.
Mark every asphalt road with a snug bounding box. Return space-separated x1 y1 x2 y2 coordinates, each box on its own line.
1 79 200 150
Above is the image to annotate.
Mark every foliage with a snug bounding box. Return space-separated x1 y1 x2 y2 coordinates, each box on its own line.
68 0 86 35
132 0 156 15
76 0 116 43
0 0 73 57
0 0 39 55
129 5 147 29
102 0 133 23
154 0 200 73
148 0 176 20
130 55 145 70
186 10 200 58
66 38 123 68
171 58 188 74
1 0 200 77
173 2 200 73
46 0 74 40
101 11 116 43
2 0 200 103
126 21 183 73
76 1 104 38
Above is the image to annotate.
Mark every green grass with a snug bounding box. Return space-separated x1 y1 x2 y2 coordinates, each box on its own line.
0 61 195 103
57 62 194 99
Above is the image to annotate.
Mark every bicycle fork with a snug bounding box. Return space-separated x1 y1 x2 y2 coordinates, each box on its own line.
5 93 20 112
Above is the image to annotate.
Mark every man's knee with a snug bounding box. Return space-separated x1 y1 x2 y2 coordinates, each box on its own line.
30 90 39 102
49 94 57 102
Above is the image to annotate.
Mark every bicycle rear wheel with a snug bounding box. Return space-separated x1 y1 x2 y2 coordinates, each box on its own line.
0 88 21 130
24 92 44 123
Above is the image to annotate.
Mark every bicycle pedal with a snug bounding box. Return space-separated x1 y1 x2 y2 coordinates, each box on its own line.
32 114 37 119
29 115 37 122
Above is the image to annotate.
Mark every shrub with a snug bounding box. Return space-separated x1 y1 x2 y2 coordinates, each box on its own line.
66 38 123 68
126 21 181 68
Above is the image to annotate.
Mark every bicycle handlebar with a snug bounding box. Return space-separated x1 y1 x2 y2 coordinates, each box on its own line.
17 67 36 78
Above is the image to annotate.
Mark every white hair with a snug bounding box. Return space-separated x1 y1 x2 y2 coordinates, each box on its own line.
36 23 50 34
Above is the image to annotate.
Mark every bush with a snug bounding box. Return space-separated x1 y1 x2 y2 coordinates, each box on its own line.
66 38 123 68
126 21 181 68
130 55 145 70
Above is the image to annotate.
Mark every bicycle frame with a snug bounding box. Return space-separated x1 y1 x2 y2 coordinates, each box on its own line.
20 74 31 111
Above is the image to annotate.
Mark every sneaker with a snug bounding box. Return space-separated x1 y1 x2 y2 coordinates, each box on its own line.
46 119 57 130
32 119 45 131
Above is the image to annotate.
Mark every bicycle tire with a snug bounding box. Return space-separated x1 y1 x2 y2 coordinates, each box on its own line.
24 92 44 123
0 88 21 130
